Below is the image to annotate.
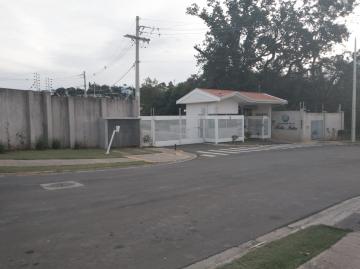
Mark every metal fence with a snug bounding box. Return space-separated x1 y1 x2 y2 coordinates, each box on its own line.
141 115 245 147
245 116 271 139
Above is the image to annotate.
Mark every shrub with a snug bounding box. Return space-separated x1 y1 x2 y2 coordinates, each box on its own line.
35 136 49 150
73 141 86 149
52 139 61 149
143 135 152 144
245 131 252 139
0 142 5 154
232 135 239 143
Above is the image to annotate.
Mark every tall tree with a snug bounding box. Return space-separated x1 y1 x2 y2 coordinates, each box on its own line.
187 0 356 89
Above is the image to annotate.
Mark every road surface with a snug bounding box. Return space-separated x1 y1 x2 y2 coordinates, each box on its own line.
1 144 360 269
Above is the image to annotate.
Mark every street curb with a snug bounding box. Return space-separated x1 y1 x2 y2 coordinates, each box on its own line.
183 196 360 269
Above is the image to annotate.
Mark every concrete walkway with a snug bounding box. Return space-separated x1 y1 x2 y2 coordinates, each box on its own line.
125 148 196 163
298 232 360 269
0 148 195 166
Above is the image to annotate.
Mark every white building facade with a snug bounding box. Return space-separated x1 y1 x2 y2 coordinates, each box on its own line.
176 88 288 139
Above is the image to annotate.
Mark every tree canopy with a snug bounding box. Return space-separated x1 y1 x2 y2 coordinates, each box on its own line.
187 0 356 89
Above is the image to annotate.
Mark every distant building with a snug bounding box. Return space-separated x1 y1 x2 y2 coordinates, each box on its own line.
176 88 287 117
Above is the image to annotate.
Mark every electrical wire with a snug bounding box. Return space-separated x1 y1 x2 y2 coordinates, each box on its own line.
111 62 135 86
92 42 134 77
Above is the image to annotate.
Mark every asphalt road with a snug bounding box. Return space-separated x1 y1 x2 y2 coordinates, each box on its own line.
1 145 360 269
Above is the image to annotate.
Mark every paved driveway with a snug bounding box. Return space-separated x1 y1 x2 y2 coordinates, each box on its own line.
1 145 360 269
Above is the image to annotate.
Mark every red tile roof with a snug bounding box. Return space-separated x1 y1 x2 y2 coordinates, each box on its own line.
200 89 235 97
199 89 284 102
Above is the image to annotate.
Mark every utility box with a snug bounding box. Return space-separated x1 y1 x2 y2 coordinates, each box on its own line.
99 117 140 149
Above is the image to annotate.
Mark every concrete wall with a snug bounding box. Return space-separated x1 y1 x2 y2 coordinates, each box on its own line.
272 109 344 142
0 88 137 149
100 119 140 149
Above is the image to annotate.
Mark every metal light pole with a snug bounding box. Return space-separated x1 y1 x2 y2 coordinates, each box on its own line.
351 38 357 142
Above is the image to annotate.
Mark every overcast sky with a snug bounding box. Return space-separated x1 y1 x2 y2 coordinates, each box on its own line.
0 0 359 90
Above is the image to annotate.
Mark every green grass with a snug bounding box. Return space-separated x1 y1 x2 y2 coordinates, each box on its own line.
0 161 147 174
0 148 160 160
219 225 349 269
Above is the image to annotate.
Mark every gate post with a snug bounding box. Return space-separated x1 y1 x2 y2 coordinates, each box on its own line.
215 118 219 144
151 116 155 147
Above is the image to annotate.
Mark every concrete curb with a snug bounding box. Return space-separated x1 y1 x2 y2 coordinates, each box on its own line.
183 196 360 269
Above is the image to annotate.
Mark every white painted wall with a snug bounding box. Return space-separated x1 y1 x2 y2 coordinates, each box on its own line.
272 110 344 142
186 99 243 116
272 111 303 142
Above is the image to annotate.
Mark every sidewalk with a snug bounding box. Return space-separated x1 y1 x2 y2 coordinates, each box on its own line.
185 196 360 269
298 212 360 269
126 148 196 163
0 148 196 167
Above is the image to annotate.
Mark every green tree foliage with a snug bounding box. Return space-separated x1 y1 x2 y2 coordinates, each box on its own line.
140 75 203 115
54 84 135 99
187 0 356 89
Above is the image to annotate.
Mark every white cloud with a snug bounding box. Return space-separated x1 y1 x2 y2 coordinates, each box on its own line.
2 0 358 90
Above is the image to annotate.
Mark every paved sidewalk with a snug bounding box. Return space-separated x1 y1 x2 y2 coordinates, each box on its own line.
0 148 195 166
298 232 360 269
185 196 360 269
126 148 196 163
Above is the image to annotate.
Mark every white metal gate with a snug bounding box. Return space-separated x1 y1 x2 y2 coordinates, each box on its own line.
141 115 245 147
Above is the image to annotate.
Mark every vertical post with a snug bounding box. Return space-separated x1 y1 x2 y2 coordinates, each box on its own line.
67 97 75 148
242 116 245 142
26 91 36 148
43 91 53 147
352 38 357 142
268 105 272 139
215 118 219 144
135 16 140 117
261 117 265 140
179 108 182 145
151 116 155 147
83 71 87 97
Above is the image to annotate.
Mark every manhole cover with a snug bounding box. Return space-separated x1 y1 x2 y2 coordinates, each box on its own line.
40 181 84 190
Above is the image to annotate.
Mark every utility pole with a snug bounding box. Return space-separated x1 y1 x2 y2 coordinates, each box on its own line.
352 38 357 142
124 16 150 117
83 71 87 97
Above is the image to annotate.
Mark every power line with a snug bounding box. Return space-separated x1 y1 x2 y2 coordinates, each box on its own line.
111 62 135 86
92 41 134 77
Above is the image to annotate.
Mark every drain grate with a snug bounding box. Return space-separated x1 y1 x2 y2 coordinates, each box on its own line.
40 181 84 190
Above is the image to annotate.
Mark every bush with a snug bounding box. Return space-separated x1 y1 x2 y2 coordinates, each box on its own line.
245 131 252 139
52 139 61 149
35 136 49 150
73 141 86 149
0 142 5 154
143 135 152 144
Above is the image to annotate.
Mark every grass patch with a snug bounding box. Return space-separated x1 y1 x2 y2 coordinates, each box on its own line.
0 148 160 160
0 161 147 174
219 225 349 269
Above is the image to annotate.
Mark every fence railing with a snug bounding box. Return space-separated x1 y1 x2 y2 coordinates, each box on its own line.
141 115 245 147
245 116 271 139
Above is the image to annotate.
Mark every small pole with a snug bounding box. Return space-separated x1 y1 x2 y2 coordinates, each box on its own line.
83 71 87 97
352 37 357 142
